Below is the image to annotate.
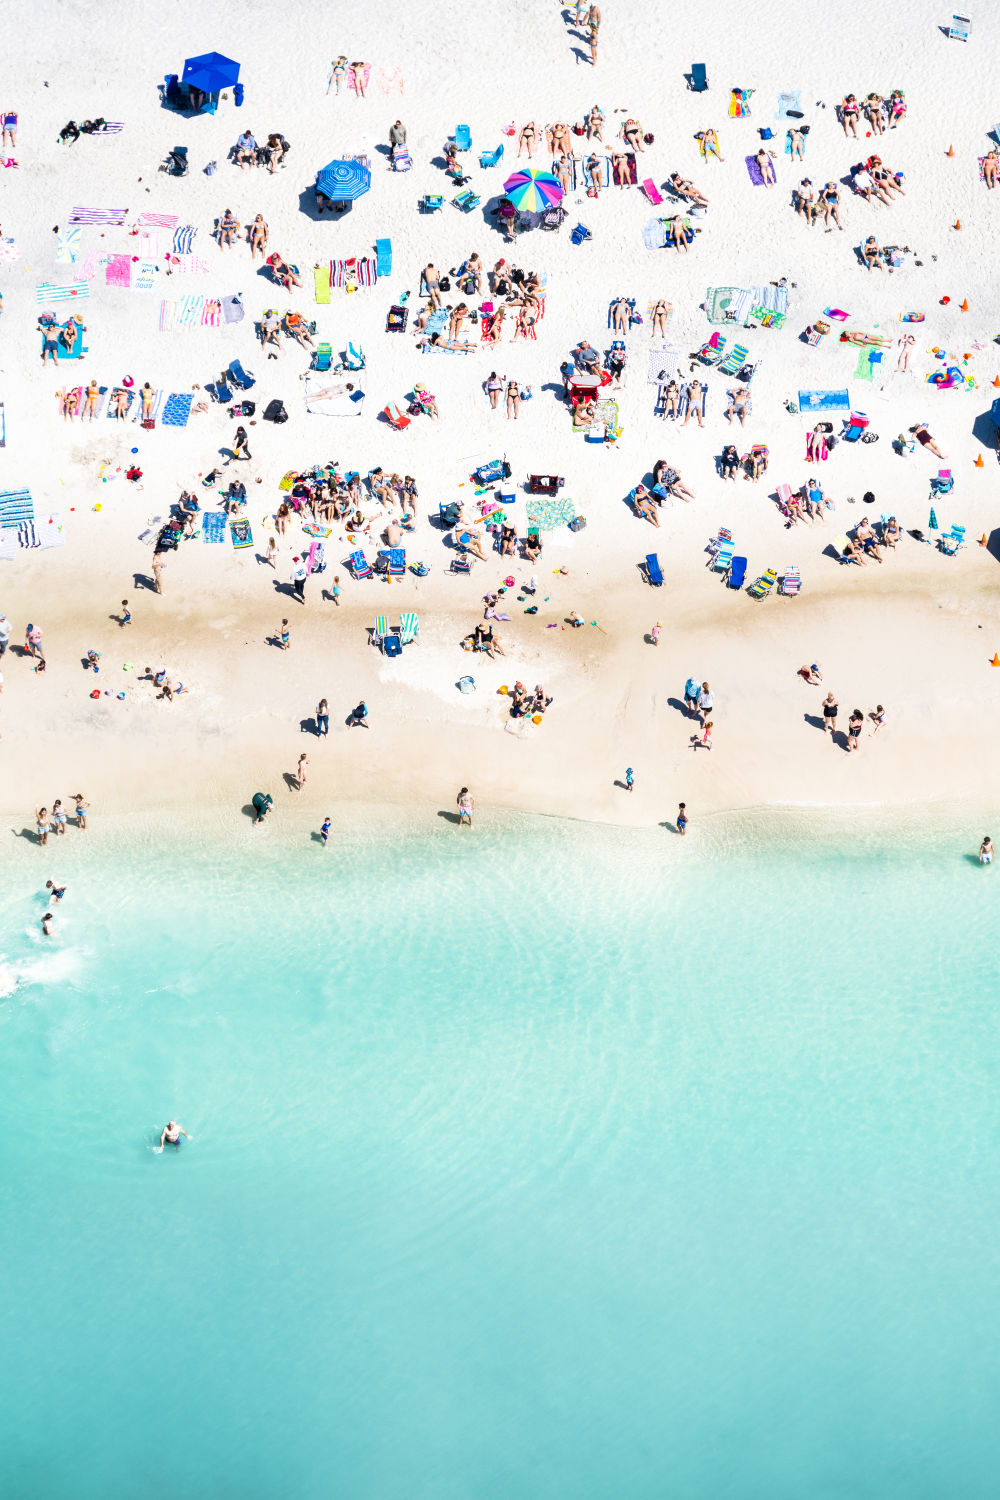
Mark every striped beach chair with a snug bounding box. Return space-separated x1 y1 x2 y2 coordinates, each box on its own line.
780 566 802 595
716 342 749 375
712 545 734 574
938 525 966 554
748 567 778 598
349 549 372 579
373 614 389 650
399 612 419 645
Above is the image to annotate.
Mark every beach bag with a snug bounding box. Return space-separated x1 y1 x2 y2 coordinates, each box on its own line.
568 515 587 532
264 399 287 423
439 276 451 292
241 400 255 417
142 419 155 431
759 127 773 140
204 160 217 176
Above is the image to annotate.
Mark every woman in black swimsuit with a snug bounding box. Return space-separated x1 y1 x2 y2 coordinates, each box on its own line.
822 692 839 738
847 710 863 752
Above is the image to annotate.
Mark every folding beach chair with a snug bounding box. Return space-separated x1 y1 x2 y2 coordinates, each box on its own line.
479 145 504 168
373 613 389 650
313 343 333 371
421 194 444 213
930 469 954 495
387 548 405 577
716 342 750 375
843 412 869 442
451 554 473 573
938 525 966 554
645 552 664 586
383 403 411 429
454 124 471 151
726 555 748 589
391 148 412 172
690 63 708 92
712 546 734 573
642 178 664 205
570 223 592 245
345 342 366 369
707 526 733 554
780 566 802 595
832 533 853 563
375 239 392 276
212 376 233 403
228 358 255 389
349 549 372 579
383 633 403 658
696 333 727 365
748 568 778 598
399 612 419 645
453 190 481 212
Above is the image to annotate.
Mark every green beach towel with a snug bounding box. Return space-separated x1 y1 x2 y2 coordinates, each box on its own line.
853 346 876 382
314 266 330 304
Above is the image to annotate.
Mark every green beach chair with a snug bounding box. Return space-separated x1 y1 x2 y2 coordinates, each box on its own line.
399 612 419 645
373 614 389 650
716 343 750 375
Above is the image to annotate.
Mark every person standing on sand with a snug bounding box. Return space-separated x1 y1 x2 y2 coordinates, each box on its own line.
677 803 688 835
316 699 329 736
684 676 701 716
457 787 475 827
847 710 863 752
651 621 662 646
290 556 308 604
0 614 10 658
625 767 634 793
822 692 839 738
151 552 166 594
296 753 309 791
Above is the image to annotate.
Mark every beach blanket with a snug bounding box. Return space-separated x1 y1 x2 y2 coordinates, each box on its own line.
177 295 205 326
784 131 805 156
79 250 105 280
36 280 89 304
17 520 40 549
797 389 850 410
138 212 178 229
0 530 17 562
775 91 803 121
678 383 708 420
230 517 253 549
106 388 135 419
201 511 227 543
173 225 197 255
105 254 132 288
69 206 128 226
745 155 766 186
314 265 330 303
706 286 737 324
304 375 365 416
642 218 668 250
36 513 64 549
647 346 679 385
0 489 34 527
525 496 577 531
0 236 19 263
221 293 244 324
301 522 332 539
727 283 789 325
158 300 176 332
853 346 876 382
172 255 210 275
134 389 165 425
347 62 370 94
377 64 404 94
133 260 160 293
138 232 160 259
92 122 124 135
162 393 193 427
55 228 82 264
202 299 222 327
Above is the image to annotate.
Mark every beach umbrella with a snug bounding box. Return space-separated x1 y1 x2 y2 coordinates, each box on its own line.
182 51 241 92
316 158 371 202
502 168 563 213
928 507 938 530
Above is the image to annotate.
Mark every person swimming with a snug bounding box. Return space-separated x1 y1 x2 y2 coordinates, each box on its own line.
159 1120 192 1150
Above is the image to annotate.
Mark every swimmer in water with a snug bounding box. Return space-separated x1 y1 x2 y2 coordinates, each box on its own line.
46 879 67 904
979 836 994 864
159 1120 192 1150
41 911 55 936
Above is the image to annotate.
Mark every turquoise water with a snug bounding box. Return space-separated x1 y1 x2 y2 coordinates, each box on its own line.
2 813 999 1499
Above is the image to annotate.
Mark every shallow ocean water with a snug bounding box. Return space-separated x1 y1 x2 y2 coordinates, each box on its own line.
1 811 998 1499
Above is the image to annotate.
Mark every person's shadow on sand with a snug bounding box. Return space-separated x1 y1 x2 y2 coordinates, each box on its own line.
804 713 825 732
132 571 157 592
281 772 299 793
12 827 39 842
300 716 320 736
437 810 462 825
667 697 691 717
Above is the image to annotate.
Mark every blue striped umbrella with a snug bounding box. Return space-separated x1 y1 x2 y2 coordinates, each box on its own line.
316 159 371 201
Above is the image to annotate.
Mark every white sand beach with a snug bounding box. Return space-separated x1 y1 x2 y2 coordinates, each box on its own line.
2 0 1000 834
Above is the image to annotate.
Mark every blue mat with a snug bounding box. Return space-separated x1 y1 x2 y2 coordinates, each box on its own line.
162 392 193 427
201 511 226 543
775 90 803 121
798 389 850 411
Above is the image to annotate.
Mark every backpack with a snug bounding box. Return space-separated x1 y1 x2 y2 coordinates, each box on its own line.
264 399 287 423
241 400 255 417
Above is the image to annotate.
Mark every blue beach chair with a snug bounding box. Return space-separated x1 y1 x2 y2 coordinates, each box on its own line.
345 342 365 370
570 223 592 246
228 358 255 389
479 145 503 168
645 552 663 586
313 343 332 371
726 555 748 589
422 193 444 213
349 549 372 579
454 124 471 151
690 63 708 92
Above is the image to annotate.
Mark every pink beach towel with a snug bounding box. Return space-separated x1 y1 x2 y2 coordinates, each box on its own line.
348 62 371 94
105 254 132 288
202 299 221 327
137 212 178 229
806 434 829 462
377 65 404 94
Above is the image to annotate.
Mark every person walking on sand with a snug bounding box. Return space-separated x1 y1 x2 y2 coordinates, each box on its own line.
25 621 43 658
625 766 634 793
290 556 308 604
316 699 329 736
119 600 131 628
683 676 701 716
676 802 688 835
151 551 166 595
822 691 839 738
457 787 475 827
694 720 713 750
651 621 662 646
698 682 714 723
296 753 309 791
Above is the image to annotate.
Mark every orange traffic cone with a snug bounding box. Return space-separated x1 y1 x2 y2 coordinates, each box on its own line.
991 654 1000 666
980 535 989 546
960 298 969 311
993 376 1000 387
954 220 962 230
974 454 985 466
946 145 955 157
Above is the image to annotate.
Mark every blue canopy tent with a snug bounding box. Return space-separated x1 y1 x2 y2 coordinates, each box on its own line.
166 52 242 112
316 159 371 206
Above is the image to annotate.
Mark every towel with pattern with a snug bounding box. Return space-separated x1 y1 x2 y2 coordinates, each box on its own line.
173 224 197 255
162 393 193 427
92 122 124 135
17 520 39 548
138 232 160 259
36 279 89 303
79 250 105 280
348 62 371 94
647 345 679 385
377 64 404 94
133 260 160 293
158 300 176 332
202 299 221 327
0 488 34 526
775 91 803 121
36 513 64 548
797 389 850 410
0 236 19 263
138 212 178 229
55 228 82 264
525 496 578 530
177 295 205 326
134 389 165 425
105 254 132 287
106 388 135 419
69 206 128 225
201 510 227 542
172 255 210 274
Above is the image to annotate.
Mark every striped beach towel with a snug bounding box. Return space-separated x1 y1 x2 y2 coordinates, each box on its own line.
36 514 64 548
138 231 160 258
55 227 83 264
93 122 125 135
106 254 132 288
69 206 128 226
356 257 377 286
177 295 205 326
158 300 176 332
202 299 221 327
173 225 197 254
36 280 89 304
133 389 165 424
17 520 40 548
138 212 178 229
133 259 160 293
162 393 193 427
0 489 34 526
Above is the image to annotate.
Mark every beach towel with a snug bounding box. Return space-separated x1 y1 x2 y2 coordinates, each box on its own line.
106 388 135 419
347 62 370 94
69 206 128 226
775 91 803 121
138 232 160 259
177 295 205 327
201 510 226 543
105 254 132 288
221 293 244 324
678 384 708 420
36 280 89 304
202 299 222 327
158 300 176 332
162 393 193 427
173 225 197 255
642 218 668 250
230 517 253 549
784 130 804 155
134 389 165 425
55 227 82 264
304 375 365 416
314 265 330 303
0 488 34 526
0 236 19 263
797 389 850 411
377 64 404 94
172 255 209 275
356 257 377 286
525 496 578 531
17 520 40 549
647 346 679 385
706 286 737 324
853 346 876 382
36 513 64 549
137 212 178 229
79 250 105 280
133 259 160 293
745 155 766 186
0 530 17 562
729 90 751 118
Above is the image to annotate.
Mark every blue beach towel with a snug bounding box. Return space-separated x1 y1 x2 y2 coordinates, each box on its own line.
162 393 193 427
173 225 197 255
643 219 668 250
0 489 34 527
797 389 850 411
775 91 803 121
201 511 226 543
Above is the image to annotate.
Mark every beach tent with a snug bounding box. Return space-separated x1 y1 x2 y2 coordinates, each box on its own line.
316 159 371 202
182 52 241 93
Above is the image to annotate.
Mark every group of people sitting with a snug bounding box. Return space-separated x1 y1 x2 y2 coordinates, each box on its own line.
57 118 109 144
273 467 419 533
260 307 314 354
838 91 907 138
719 443 769 481
232 130 290 172
851 154 905 205
630 460 697 523
776 478 829 524
840 509 902 564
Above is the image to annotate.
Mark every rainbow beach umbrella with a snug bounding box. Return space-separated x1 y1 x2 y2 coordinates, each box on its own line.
502 168 563 213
